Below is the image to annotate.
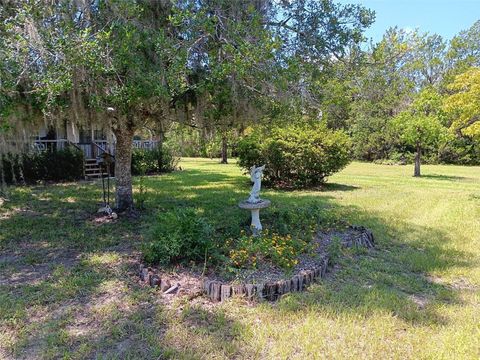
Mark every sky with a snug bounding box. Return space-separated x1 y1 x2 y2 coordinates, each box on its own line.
337 0 480 43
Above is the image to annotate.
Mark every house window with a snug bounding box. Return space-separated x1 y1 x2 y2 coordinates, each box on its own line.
94 129 106 141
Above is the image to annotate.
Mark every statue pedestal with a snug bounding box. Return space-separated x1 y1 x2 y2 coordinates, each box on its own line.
238 199 271 236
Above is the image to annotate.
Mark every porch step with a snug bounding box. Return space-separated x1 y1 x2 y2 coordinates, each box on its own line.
86 173 109 178
85 165 102 170
84 158 108 180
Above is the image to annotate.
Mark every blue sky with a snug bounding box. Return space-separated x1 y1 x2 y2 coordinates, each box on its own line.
337 0 480 42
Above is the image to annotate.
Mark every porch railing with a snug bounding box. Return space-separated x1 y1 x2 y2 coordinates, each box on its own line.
32 139 69 152
33 139 158 159
133 140 158 150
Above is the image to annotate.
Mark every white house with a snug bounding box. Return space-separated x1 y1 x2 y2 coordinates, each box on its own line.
32 120 159 179
34 120 158 159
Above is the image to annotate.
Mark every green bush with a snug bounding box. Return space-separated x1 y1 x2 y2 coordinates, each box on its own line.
43 147 85 180
131 146 178 175
142 207 213 265
437 137 480 165
263 203 323 236
1 147 84 184
237 124 352 187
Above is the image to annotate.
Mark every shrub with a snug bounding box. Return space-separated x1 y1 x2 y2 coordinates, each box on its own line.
42 147 84 181
131 146 178 175
237 124 352 187
437 136 480 165
142 207 213 265
1 147 84 184
262 202 323 236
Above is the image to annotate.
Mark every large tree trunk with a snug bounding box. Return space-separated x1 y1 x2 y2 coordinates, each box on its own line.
114 125 135 212
414 144 421 177
220 135 228 164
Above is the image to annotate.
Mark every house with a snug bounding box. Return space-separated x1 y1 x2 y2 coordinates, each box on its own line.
33 120 159 179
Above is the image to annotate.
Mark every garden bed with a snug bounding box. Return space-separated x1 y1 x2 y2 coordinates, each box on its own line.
138 225 375 302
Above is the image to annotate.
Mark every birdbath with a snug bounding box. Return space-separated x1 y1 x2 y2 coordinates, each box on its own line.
238 165 270 236
239 199 271 235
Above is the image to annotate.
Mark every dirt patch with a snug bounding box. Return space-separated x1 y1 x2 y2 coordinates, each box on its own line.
409 294 429 309
91 213 118 225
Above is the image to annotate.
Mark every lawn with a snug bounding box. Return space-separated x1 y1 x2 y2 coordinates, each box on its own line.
0 159 479 359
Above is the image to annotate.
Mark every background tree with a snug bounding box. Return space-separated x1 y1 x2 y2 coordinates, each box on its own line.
349 28 414 160
409 32 448 87
391 88 446 176
447 20 480 71
192 1 278 164
443 67 480 138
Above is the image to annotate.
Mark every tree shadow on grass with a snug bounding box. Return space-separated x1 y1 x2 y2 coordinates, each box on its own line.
320 183 360 192
420 174 467 181
0 255 111 358
0 181 145 253
0 175 251 358
1 255 250 359
158 305 253 359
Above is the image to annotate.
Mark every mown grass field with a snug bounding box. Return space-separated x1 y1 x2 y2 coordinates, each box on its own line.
0 158 479 359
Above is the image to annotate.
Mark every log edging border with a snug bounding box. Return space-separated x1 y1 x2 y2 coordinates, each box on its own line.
202 255 330 301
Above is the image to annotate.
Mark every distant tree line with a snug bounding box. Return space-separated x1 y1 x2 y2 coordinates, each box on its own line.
317 23 480 174
171 21 480 177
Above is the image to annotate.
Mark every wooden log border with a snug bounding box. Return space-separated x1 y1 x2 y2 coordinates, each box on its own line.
138 227 375 302
137 255 330 302
202 255 331 302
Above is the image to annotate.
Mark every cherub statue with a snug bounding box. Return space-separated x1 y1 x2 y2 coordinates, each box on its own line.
247 165 265 203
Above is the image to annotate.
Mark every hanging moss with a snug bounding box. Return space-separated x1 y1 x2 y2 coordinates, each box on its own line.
0 156 6 195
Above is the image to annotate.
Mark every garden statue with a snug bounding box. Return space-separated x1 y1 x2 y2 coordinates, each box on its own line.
247 165 265 203
239 164 270 235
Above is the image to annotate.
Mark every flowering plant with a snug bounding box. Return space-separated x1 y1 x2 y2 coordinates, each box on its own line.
228 229 312 270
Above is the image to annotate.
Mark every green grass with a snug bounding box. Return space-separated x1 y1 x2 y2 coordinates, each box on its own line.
1 159 479 359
